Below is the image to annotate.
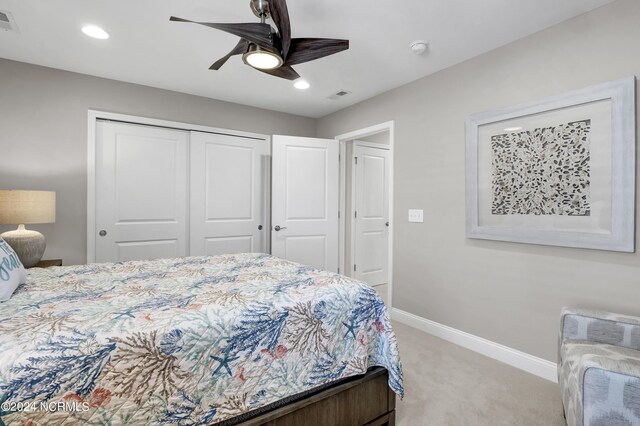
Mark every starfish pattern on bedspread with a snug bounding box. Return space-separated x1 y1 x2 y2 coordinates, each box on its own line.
0 253 403 425
211 346 240 377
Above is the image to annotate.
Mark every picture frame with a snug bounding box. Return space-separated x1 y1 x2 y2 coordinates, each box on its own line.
466 76 636 252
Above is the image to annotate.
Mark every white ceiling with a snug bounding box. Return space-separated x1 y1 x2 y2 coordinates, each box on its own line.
0 0 614 118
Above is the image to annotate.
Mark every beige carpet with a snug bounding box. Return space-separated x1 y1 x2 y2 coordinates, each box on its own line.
391 320 566 425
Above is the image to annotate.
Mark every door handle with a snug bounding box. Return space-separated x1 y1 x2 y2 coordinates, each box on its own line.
385 222 389 227
274 225 287 231
99 230 107 237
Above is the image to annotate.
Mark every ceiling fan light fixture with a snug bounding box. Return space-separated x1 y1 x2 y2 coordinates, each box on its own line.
170 0 349 80
242 44 283 70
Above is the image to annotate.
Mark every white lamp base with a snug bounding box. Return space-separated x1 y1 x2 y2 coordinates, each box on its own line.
1 224 46 268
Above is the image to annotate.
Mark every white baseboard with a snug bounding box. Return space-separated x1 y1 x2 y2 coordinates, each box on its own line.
391 308 558 383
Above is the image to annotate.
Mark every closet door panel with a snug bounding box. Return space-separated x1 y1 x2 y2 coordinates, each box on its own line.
95 121 189 263
190 132 268 256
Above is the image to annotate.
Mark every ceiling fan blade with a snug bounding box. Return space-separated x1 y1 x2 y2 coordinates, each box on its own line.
285 38 349 66
209 39 250 70
268 0 291 59
257 65 300 81
170 16 273 51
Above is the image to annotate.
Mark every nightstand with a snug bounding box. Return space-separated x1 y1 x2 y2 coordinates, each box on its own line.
33 259 63 268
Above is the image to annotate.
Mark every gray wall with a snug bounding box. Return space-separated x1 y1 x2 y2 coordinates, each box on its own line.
317 0 640 361
359 131 390 145
0 59 316 266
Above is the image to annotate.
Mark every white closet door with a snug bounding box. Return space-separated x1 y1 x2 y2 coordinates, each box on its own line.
190 131 269 256
353 144 389 285
95 121 189 263
271 135 339 272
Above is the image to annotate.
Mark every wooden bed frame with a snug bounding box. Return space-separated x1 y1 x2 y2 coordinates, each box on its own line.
237 367 396 426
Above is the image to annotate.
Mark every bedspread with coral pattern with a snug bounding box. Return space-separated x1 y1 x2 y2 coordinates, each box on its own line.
0 253 403 425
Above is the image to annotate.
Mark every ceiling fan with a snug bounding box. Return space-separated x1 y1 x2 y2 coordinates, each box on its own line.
170 0 349 81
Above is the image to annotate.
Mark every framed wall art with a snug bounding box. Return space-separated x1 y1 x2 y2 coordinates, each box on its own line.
466 76 636 252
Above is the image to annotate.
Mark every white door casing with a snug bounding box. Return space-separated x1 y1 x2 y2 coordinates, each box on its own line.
190 131 269 256
95 121 189 262
353 143 389 285
271 135 339 272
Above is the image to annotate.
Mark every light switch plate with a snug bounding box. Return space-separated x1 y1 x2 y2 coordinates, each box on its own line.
408 209 424 223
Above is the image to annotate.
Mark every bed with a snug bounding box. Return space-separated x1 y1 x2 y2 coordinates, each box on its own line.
0 253 403 425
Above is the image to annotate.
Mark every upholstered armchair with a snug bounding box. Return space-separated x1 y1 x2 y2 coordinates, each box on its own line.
559 307 640 426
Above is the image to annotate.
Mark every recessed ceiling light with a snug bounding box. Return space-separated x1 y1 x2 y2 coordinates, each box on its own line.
82 25 109 40
504 126 523 132
294 80 310 90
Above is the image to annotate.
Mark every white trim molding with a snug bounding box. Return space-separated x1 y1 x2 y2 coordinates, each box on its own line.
391 308 558 383
334 121 395 308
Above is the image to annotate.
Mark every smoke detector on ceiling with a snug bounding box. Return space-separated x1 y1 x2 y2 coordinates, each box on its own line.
0 11 18 32
328 90 351 101
410 40 428 55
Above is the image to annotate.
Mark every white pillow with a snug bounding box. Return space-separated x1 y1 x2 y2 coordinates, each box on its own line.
0 237 27 301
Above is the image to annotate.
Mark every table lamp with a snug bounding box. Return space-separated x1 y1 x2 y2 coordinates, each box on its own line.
0 190 56 268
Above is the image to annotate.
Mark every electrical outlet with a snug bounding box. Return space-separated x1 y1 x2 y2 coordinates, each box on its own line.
408 209 423 223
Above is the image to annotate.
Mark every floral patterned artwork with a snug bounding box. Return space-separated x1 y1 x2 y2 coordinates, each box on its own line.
0 253 403 425
491 119 591 216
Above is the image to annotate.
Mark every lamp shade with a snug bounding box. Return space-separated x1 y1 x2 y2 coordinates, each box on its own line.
0 190 56 225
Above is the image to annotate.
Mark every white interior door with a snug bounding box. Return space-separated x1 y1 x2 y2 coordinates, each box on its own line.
271 135 339 272
95 121 188 262
353 143 389 285
190 131 269 256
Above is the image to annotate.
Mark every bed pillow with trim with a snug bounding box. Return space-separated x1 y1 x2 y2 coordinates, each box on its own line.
0 237 26 301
